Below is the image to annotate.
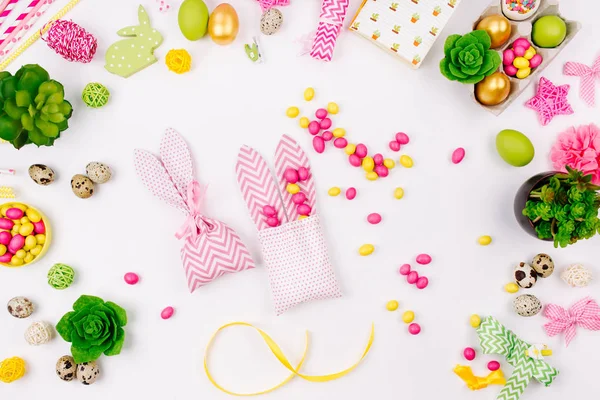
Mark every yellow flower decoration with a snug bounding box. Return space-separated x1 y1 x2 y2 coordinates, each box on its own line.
165 49 192 74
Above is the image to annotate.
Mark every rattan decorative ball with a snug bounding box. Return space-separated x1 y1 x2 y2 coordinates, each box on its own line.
0 357 26 383
24 321 53 345
82 82 110 108
47 263 75 290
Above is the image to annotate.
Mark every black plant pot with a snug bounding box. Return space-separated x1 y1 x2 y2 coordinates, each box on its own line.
513 171 559 240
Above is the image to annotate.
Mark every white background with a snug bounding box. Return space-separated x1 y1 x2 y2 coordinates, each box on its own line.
1 0 599 399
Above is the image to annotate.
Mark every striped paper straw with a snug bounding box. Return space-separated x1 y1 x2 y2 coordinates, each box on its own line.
0 0 21 29
0 0 52 57
0 0 44 50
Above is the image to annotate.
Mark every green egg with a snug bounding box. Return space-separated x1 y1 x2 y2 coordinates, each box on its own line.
496 129 535 167
178 0 209 41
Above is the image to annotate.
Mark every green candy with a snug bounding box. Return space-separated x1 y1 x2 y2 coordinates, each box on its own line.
496 129 535 167
178 0 209 41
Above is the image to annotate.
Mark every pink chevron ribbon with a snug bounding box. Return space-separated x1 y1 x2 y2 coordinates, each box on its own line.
309 0 349 62
257 0 289 12
564 56 600 107
544 297 600 346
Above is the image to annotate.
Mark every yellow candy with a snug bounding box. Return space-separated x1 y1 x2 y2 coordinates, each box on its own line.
10 256 24 266
359 244 374 256
12 223 20 233
327 102 339 114
304 87 315 101
24 253 34 263
19 222 34 236
362 156 375 172
298 215 308 220
1 205 9 216
402 311 415 324
383 158 395 169
24 235 37 250
299 117 310 128
328 187 341 196
333 128 346 138
394 187 404 199
505 282 519 293
399 155 413 168
523 46 536 60
386 300 399 311
30 245 43 256
516 67 531 79
12 204 26 211
25 208 41 223
366 171 378 181
470 314 482 328
513 56 529 69
35 234 46 245
15 249 26 259
478 235 492 246
286 183 300 194
0 244 6 256
20 217 30 224
286 107 300 118
345 144 356 155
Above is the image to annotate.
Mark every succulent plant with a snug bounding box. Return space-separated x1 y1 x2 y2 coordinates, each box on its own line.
0 64 73 149
393 25 401 32
439 30 501 84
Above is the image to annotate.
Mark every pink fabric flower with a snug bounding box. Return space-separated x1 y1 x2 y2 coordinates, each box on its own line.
550 123 600 184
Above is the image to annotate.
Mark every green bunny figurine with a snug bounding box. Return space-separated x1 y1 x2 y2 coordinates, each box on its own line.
105 5 163 78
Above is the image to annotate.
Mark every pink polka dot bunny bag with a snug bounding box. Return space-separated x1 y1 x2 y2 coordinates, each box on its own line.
236 135 342 315
134 128 255 292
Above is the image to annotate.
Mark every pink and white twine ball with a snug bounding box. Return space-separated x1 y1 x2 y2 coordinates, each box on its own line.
43 20 97 63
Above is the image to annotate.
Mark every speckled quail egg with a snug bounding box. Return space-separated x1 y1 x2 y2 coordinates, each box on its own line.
28 164 55 186
7 296 34 318
71 174 95 199
531 253 554 278
514 294 542 317
77 361 100 385
85 162 112 184
56 355 77 381
260 8 283 35
514 262 538 288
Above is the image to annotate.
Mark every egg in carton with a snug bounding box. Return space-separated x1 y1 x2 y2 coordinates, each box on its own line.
469 0 581 116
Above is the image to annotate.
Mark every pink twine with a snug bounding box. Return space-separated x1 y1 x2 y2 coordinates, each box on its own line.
43 20 97 63
257 0 290 12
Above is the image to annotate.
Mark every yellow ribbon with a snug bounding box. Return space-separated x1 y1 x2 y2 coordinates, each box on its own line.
204 322 375 396
454 365 506 390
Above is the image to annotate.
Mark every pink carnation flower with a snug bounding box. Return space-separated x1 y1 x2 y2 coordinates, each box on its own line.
550 123 600 184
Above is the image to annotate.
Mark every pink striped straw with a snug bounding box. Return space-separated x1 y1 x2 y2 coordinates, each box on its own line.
0 0 21 29
0 0 52 57
0 0 45 52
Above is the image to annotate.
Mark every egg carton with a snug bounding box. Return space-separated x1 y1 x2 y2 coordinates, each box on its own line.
469 0 581 116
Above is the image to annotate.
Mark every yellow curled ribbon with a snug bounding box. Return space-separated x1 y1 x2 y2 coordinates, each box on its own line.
204 322 375 396
454 365 506 390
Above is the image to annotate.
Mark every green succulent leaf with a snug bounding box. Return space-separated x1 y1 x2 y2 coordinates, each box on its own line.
443 34 461 59
12 129 29 149
48 113 65 124
21 113 33 131
15 90 32 107
439 30 499 84
470 29 492 48
28 128 52 146
1 76 17 100
0 114 21 141
45 91 64 105
4 99 26 120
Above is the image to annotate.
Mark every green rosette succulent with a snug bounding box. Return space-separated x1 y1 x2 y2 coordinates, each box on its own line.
56 295 127 364
439 30 501 84
0 64 73 149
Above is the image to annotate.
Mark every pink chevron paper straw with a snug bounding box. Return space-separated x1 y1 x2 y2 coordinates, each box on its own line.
0 0 45 52
0 0 52 57
0 0 21 29
309 0 349 62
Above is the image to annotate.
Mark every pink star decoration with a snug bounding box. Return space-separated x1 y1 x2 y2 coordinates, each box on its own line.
526 77 574 126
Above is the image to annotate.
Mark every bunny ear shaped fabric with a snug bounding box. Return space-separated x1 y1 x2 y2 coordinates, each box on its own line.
160 128 194 199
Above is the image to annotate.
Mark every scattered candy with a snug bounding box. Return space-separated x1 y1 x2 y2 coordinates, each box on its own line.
487 361 501 371
395 132 410 144
297 167 309 181
266 217 279 227
345 187 357 200
383 159 395 169
320 118 332 130
478 235 492 246
292 193 307 204
161 306 174 320
452 147 466 164
327 102 339 114
373 153 384 165
322 131 333 141
349 154 361 167
399 155 413 168
299 117 310 128
463 347 476 361
328 187 341 196
297 204 312 216
399 264 411 275
286 106 299 118
359 244 374 256
304 87 315 101
283 169 299 184
355 144 368 158
402 310 415 324
286 183 300 194
362 157 375 172
374 165 389 177
389 141 401 151
407 271 419 284
367 213 382 225
333 128 346 138
503 38 543 79
124 272 140 285
0 203 49 266
313 136 325 153
416 254 432 265
408 323 421 335
345 143 356 155
386 300 399 311
308 121 321 135
470 314 482 328
505 282 520 293
333 137 348 148
315 108 328 119
416 276 429 289
365 171 378 181
394 187 404 199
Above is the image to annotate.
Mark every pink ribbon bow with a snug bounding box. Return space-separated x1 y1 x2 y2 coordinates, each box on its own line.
175 180 212 241
544 297 600 346
564 56 600 106
257 0 289 12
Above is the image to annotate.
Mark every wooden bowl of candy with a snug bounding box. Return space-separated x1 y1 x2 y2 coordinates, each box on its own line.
0 202 51 268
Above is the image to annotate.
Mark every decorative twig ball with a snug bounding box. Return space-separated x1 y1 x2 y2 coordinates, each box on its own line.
24 321 53 345
0 357 26 383
44 20 97 63
82 83 110 108
47 263 75 290
561 264 593 287
165 49 192 74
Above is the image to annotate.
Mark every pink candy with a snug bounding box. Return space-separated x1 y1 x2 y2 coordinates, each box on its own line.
0 231 11 245
452 147 466 164
8 234 24 253
333 138 347 148
0 253 12 263
345 187 357 200
503 48 515 66
373 153 384 165
399 264 411 275
308 121 320 135
263 205 277 217
374 165 389 177
407 271 419 284
355 144 368 158
513 37 530 50
487 361 500 371
514 46 526 57
5 208 23 220
315 108 328 119
313 136 325 153
161 306 174 320
463 347 476 361
367 213 382 224
297 167 309 181
395 132 410 145
504 64 518 76
348 154 361 167
266 217 280 227
297 204 312 216
530 54 543 68
389 141 401 151
322 130 333 141
33 221 45 234
416 253 432 265
124 272 139 285
284 168 299 184
416 276 429 289
292 192 307 204
408 323 421 335
0 218 14 230
320 118 332 130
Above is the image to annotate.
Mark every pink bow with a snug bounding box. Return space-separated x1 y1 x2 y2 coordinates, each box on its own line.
564 56 600 106
544 297 600 346
257 0 289 12
175 180 211 241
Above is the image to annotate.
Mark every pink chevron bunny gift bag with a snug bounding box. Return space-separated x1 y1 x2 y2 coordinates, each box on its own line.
236 135 342 315
134 129 255 292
